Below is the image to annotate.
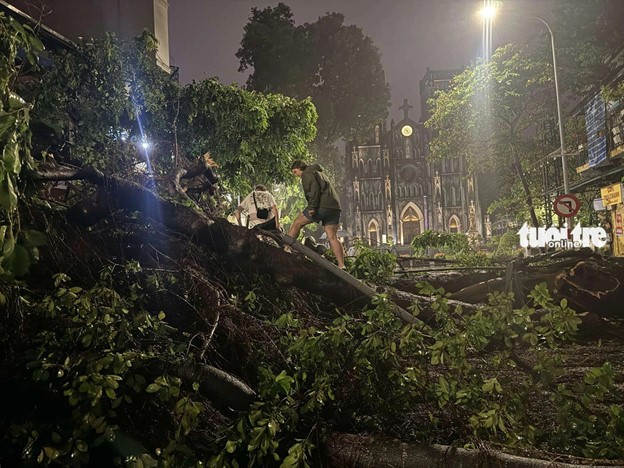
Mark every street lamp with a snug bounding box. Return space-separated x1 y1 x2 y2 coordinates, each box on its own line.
479 6 570 194
479 5 497 20
533 15 570 195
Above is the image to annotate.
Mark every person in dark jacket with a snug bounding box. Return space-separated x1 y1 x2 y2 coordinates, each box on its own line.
288 160 345 269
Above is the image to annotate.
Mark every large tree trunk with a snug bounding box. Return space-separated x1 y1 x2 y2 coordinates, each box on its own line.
322 432 620 468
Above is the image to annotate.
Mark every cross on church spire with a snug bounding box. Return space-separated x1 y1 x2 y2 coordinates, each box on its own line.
399 98 413 120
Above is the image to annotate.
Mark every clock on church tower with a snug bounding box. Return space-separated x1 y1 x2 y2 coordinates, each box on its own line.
401 124 413 137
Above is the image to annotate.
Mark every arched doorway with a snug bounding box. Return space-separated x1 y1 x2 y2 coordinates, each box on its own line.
449 215 461 233
368 219 380 246
400 203 424 245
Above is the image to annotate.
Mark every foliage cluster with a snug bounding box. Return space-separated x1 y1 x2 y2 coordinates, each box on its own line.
211 284 623 465
28 30 317 195
426 45 552 227
410 229 470 253
0 14 46 278
602 81 624 104
5 264 207 466
410 230 492 267
494 231 521 258
237 2 390 178
347 239 396 283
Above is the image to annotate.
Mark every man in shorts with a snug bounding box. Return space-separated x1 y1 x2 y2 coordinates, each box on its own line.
288 160 345 269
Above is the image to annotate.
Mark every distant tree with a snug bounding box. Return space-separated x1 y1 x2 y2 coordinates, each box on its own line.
549 0 624 95
236 3 390 178
427 45 554 227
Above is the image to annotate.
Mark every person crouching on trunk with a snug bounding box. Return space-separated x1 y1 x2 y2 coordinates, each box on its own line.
288 160 345 269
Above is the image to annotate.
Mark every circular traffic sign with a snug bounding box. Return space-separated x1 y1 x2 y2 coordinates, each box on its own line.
554 193 581 218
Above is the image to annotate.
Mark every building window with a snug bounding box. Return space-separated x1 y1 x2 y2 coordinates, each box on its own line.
368 219 380 246
401 206 421 245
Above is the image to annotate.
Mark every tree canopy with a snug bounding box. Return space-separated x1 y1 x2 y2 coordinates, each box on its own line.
236 3 390 176
427 45 553 225
31 30 317 193
549 0 624 95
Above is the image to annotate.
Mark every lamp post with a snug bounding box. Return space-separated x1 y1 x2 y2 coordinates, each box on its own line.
478 6 570 194
533 15 570 195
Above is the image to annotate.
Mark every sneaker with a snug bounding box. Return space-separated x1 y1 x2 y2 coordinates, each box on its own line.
315 244 327 255
303 236 318 250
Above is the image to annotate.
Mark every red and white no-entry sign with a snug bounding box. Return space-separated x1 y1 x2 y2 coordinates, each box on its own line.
554 193 581 218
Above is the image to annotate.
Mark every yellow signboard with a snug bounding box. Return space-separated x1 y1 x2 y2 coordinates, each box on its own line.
601 183 623 206
613 204 624 257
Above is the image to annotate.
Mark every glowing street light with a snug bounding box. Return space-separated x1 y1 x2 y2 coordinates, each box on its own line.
479 3 570 194
479 5 497 20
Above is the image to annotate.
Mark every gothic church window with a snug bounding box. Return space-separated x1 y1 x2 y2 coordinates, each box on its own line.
405 138 412 159
368 219 380 246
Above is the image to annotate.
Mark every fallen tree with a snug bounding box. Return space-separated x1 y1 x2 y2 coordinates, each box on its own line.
3 166 624 466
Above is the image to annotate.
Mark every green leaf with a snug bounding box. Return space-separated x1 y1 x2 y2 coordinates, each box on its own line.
0 112 16 137
43 446 59 460
145 383 161 393
0 177 18 211
3 244 31 276
23 229 47 247
81 334 93 347
275 370 294 394
225 439 238 453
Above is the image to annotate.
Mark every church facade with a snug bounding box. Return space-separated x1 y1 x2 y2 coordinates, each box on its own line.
342 69 483 249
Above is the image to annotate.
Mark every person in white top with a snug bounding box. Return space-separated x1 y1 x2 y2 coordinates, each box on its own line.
235 185 280 230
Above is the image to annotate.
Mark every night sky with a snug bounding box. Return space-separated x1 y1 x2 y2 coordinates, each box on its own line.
169 0 555 123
